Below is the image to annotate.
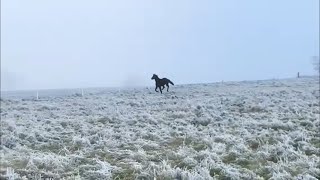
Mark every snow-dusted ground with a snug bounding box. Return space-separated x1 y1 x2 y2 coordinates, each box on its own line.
1 77 319 180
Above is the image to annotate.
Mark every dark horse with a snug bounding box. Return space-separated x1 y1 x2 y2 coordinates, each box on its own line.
151 74 174 94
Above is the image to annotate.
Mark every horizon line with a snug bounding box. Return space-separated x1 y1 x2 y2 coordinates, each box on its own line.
1 75 317 93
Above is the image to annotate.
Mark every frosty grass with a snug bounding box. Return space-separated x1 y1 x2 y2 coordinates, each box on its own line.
1 77 319 179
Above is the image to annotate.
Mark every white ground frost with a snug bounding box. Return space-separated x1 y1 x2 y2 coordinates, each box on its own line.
1 77 319 179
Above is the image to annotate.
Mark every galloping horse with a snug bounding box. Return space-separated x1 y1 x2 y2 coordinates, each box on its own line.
151 74 174 94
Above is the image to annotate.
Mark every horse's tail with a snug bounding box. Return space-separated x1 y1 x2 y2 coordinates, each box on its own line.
168 80 174 85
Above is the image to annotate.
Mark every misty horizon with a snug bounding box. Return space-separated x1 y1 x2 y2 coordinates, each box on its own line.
1 0 319 91
1 75 318 93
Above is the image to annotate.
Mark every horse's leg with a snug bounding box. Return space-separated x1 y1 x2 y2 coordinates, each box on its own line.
161 86 165 90
160 87 163 94
155 86 158 92
166 84 169 92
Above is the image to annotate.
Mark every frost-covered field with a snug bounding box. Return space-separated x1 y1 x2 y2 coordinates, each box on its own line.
1 77 319 180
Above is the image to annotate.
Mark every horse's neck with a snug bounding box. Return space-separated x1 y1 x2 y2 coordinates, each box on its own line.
155 76 161 81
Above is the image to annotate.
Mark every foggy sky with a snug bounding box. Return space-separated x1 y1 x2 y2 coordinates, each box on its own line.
1 0 319 91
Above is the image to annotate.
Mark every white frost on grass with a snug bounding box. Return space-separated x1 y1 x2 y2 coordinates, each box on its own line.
1 77 319 179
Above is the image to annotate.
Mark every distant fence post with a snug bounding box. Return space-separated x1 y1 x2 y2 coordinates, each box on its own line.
36 91 39 100
81 89 84 97
297 72 300 78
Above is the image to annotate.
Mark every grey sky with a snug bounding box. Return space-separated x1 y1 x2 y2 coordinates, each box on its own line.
1 0 319 91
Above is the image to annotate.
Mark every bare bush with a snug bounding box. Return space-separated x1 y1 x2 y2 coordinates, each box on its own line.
312 56 320 75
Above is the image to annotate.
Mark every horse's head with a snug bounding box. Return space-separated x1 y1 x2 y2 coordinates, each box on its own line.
151 74 158 80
